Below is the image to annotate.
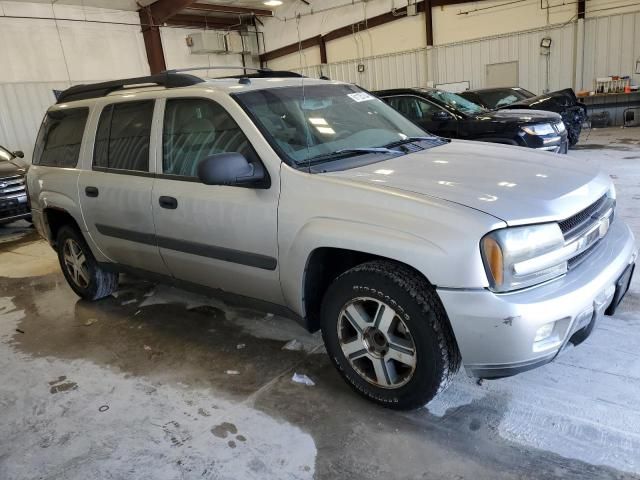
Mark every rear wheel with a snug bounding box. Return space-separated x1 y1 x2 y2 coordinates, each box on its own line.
56 225 118 300
320 260 460 410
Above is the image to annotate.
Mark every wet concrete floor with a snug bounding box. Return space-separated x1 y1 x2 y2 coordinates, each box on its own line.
1 127 640 479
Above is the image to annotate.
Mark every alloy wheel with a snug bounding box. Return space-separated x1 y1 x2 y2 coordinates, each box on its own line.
337 297 417 389
62 238 90 289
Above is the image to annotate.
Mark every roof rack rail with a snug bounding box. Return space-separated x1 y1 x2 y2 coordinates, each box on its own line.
164 66 305 79
55 72 204 104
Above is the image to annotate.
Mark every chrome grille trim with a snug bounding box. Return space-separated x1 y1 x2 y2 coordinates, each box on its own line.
560 195 615 270
0 174 26 199
559 195 612 241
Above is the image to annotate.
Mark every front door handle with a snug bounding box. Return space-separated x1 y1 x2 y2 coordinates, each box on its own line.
159 196 178 210
85 186 99 197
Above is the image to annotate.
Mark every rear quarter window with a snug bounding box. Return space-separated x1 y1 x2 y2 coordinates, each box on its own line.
33 108 89 167
93 100 154 172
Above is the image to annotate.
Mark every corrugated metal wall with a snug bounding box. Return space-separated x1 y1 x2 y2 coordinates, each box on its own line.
431 22 576 94
297 11 639 95
0 82 70 162
297 48 430 91
583 12 640 91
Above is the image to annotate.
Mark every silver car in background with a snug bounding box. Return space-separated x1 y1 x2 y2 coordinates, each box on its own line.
27 71 636 409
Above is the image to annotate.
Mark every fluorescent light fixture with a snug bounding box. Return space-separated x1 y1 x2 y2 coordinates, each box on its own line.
316 126 335 134
498 181 517 188
374 169 394 175
263 0 283 6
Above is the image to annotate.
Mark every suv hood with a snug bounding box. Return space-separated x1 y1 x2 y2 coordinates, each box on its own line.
499 88 585 113
324 140 610 225
0 160 26 178
474 108 562 124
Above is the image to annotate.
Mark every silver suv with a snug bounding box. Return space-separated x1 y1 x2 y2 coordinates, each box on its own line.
27 70 636 409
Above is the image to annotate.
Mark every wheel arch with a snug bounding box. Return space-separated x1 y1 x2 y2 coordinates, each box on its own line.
280 218 451 332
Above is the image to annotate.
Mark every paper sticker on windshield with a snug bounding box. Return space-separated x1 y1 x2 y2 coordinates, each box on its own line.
347 92 374 102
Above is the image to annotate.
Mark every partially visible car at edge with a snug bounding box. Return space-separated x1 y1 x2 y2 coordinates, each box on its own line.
460 87 587 147
375 87 568 154
0 145 30 225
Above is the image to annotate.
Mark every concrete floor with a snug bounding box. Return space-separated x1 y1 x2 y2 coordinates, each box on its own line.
1 127 640 480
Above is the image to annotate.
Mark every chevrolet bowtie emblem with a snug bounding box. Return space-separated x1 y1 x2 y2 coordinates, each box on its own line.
599 216 610 238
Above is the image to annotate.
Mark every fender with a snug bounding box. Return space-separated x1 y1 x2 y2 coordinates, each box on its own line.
280 217 483 317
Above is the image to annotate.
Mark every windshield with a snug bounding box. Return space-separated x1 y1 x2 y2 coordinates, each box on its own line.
478 88 535 109
423 89 486 116
234 84 429 166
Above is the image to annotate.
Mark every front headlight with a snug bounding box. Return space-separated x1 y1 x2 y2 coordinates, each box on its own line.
522 123 555 136
481 223 566 292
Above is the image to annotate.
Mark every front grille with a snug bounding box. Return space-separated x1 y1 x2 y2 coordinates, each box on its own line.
0 174 26 199
559 194 614 269
559 194 608 238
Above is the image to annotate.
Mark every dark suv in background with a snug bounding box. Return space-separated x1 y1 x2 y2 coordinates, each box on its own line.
0 145 30 225
375 88 568 153
460 87 587 146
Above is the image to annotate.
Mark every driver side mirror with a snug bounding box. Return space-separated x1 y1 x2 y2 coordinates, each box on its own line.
432 110 453 121
13 151 24 159
197 152 269 189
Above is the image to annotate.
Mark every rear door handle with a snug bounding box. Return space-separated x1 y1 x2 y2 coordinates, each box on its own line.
159 196 178 210
85 186 99 197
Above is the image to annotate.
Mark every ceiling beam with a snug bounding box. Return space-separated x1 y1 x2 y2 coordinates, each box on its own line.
260 0 498 63
185 3 273 17
142 0 198 24
165 13 241 28
261 35 322 62
424 0 433 46
138 8 166 74
577 0 586 18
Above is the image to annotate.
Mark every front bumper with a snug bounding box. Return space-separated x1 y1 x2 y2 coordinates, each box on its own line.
520 130 569 154
0 193 30 224
438 219 636 378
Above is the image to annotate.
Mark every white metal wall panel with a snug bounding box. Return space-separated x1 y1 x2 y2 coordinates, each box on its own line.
298 19 594 95
432 23 576 94
0 82 70 162
583 12 640 90
293 48 430 90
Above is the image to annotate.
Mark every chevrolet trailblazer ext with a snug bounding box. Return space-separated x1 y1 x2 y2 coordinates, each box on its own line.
27 70 636 409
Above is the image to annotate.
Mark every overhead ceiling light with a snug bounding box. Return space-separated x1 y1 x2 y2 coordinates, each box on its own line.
263 0 283 6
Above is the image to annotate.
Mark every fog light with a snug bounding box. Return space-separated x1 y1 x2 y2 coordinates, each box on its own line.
534 323 555 342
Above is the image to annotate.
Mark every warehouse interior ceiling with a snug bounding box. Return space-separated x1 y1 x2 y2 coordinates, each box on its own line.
0 0 289 13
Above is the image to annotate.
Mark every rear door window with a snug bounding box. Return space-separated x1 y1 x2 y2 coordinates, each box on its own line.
33 108 89 167
93 100 154 172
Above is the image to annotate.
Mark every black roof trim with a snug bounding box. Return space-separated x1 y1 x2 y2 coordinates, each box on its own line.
55 73 205 104
221 70 305 79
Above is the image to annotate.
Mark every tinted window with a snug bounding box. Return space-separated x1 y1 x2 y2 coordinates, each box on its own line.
163 98 254 177
33 108 89 167
386 96 440 122
472 89 534 109
423 90 485 115
93 101 154 172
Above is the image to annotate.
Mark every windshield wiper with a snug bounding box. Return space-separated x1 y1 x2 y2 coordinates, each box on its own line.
382 136 449 148
306 147 399 164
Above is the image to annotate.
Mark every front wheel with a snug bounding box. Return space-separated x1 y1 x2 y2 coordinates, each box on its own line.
56 225 118 300
320 260 460 410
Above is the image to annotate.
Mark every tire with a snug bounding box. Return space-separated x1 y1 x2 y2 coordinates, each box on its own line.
320 260 460 410
568 125 582 147
56 225 118 300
